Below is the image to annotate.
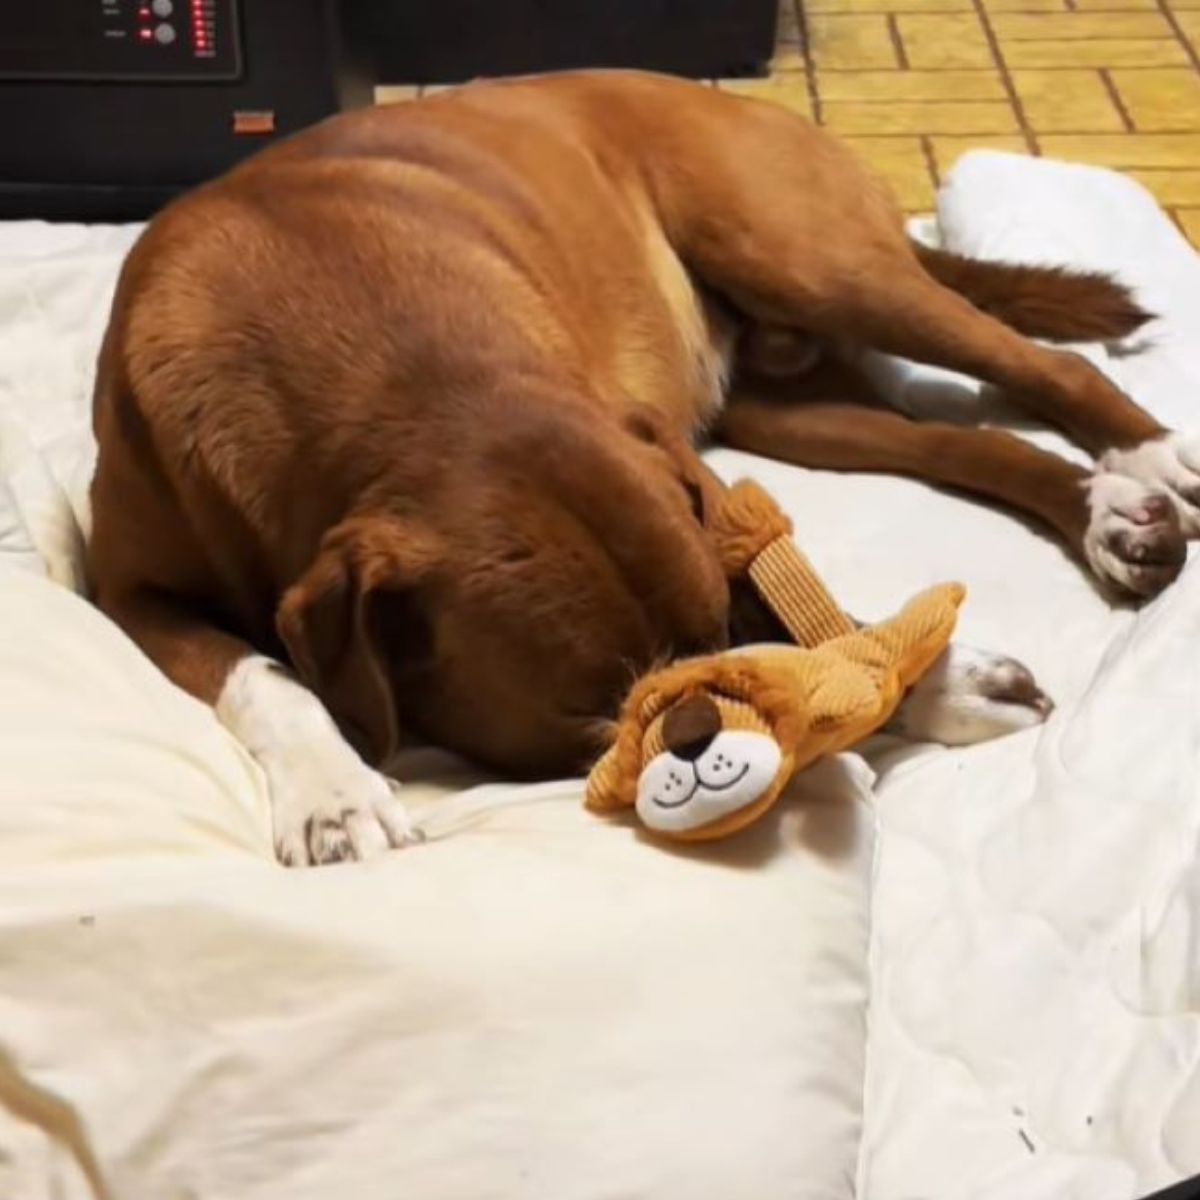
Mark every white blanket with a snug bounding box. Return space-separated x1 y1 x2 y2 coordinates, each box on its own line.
0 152 1198 1199
857 154 1200 1199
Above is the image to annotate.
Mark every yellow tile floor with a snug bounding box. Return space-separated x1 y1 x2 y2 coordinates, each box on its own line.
376 0 1200 244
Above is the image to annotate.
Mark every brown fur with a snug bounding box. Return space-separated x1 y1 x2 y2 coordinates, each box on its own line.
913 243 1154 342
88 70 1171 777
706 478 795 576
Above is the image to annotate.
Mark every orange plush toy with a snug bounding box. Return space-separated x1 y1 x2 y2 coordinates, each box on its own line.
585 480 964 842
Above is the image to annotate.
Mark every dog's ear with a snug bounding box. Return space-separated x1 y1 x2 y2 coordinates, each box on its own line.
276 515 442 763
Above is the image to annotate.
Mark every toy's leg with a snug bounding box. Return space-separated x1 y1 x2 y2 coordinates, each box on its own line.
719 383 1184 599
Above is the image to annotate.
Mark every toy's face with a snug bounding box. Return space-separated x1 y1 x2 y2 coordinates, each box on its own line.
634 693 785 837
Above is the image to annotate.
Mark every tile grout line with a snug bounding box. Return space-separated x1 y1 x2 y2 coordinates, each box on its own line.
793 0 825 123
1098 66 1136 129
920 134 943 200
886 13 911 67
1165 206 1193 240
1153 0 1200 72
969 0 1041 153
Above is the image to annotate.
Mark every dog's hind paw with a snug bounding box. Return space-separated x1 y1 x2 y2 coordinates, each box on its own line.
1101 432 1200 538
1083 471 1185 599
888 643 1052 746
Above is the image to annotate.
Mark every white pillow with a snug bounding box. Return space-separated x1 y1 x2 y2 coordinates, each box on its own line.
0 566 874 1200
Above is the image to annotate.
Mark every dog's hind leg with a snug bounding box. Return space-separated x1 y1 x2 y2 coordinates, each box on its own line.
638 92 1185 593
719 377 1184 599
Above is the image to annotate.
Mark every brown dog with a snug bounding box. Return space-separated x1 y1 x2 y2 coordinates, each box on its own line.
88 71 1190 865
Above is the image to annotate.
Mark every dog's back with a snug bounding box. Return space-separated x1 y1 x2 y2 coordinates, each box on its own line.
89 73 740 772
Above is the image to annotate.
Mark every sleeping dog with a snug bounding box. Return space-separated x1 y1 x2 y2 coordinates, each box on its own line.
88 72 1192 866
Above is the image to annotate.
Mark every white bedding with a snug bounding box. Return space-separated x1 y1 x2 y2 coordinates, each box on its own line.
1 152 1198 1198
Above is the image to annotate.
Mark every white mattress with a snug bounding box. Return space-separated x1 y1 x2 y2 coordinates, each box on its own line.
0 152 1197 1199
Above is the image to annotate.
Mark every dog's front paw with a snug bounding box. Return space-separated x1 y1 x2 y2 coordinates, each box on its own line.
889 643 1052 746
216 656 420 868
269 749 417 867
1101 433 1200 537
1083 472 1185 599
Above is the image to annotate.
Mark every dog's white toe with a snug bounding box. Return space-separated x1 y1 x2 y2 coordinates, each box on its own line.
269 750 413 867
1101 433 1200 538
216 655 417 867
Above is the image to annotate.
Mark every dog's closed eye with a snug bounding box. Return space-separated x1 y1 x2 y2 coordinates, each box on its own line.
683 480 705 522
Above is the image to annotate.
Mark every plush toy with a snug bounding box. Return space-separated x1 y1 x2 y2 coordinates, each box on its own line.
585 480 964 842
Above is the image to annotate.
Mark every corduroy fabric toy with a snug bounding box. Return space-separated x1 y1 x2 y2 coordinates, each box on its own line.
585 479 964 842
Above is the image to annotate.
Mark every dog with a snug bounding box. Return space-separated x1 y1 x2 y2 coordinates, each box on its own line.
88 71 1193 867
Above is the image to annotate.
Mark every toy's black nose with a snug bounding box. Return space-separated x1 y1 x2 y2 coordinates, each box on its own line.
662 693 721 762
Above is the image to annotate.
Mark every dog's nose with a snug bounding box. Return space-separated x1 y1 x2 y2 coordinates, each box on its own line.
662 693 721 762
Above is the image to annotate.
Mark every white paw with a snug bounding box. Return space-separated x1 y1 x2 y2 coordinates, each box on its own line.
266 751 416 867
889 643 1052 746
216 656 419 867
1101 433 1200 537
1083 472 1185 598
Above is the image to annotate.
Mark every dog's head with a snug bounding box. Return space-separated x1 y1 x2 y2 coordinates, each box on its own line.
275 403 731 775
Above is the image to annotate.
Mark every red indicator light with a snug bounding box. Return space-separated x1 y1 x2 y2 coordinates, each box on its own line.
138 7 151 18
138 27 153 40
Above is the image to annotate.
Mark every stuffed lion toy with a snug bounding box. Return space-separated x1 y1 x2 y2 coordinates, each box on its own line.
585 480 964 842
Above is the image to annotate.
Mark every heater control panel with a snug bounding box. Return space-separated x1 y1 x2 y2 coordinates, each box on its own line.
0 0 241 81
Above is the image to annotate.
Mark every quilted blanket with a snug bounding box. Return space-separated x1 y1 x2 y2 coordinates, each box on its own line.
0 152 1197 1199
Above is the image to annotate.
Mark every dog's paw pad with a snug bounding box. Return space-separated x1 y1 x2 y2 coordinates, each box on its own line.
1101 433 1200 537
1085 472 1186 599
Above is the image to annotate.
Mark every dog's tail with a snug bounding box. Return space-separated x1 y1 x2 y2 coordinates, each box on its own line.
912 242 1153 342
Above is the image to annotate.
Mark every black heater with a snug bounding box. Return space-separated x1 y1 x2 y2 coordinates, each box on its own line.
361 0 780 85
0 0 372 222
